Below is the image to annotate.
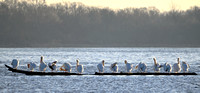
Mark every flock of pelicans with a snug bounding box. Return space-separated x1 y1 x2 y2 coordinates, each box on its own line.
10 56 190 73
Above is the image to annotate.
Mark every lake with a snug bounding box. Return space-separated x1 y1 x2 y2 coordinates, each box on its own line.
0 48 200 92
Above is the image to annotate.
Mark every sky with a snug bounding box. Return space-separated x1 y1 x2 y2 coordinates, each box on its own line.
47 0 200 12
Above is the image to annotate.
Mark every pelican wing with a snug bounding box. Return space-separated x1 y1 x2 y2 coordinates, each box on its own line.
97 63 104 72
77 65 84 73
11 59 19 69
64 63 72 72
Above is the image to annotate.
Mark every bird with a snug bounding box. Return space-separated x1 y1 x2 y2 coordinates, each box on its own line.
97 60 105 73
124 60 133 73
76 59 84 74
110 62 118 73
60 62 72 73
135 62 147 73
48 60 58 71
11 59 19 69
153 58 161 72
182 61 190 73
173 58 181 73
27 62 37 71
160 62 172 73
39 56 47 71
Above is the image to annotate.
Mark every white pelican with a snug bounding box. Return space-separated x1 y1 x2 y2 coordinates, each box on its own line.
27 62 37 71
97 60 105 73
110 62 118 73
76 60 84 74
161 62 172 73
182 61 190 73
11 59 19 69
173 58 181 73
153 58 161 72
39 56 47 71
48 60 57 71
135 62 147 73
124 60 133 73
60 62 72 73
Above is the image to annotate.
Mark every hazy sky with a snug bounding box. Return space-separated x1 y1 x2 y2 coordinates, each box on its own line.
47 0 200 12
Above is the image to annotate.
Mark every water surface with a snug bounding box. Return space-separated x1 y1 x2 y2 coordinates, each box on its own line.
0 48 200 92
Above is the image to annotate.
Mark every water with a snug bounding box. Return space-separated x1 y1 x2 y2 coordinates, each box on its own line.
0 48 200 92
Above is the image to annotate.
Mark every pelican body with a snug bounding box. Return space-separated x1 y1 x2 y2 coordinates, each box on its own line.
60 62 72 72
110 62 118 73
97 60 105 73
153 58 161 72
173 58 181 73
48 61 57 71
124 60 133 73
11 59 19 69
161 63 172 73
27 62 36 71
135 62 147 72
39 56 47 71
76 60 84 74
182 61 190 72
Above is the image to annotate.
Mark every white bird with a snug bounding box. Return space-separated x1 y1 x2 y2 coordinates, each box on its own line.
97 60 105 73
124 60 133 73
182 61 190 73
27 62 37 71
39 56 47 71
173 58 181 73
153 58 161 72
110 62 118 73
135 62 147 72
161 62 172 73
60 62 72 73
76 60 84 74
48 60 57 71
11 59 19 69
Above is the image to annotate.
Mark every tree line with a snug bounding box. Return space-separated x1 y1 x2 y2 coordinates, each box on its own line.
0 1 200 47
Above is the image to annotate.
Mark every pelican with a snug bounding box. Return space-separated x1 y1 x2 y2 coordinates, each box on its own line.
11 59 19 69
76 59 84 74
27 62 36 71
60 62 72 73
135 62 147 72
160 62 172 73
48 60 57 71
110 62 118 73
39 56 47 71
173 58 181 73
124 60 133 73
182 61 190 73
153 58 161 72
97 60 105 73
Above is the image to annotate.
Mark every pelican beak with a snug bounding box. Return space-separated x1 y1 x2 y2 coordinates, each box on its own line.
135 65 138 69
59 67 63 71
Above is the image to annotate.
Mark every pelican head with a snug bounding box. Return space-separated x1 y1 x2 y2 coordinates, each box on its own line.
102 60 105 66
76 59 79 65
40 56 43 63
53 60 58 64
27 63 30 68
177 58 180 64
182 61 186 64
124 60 127 64
153 58 157 64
